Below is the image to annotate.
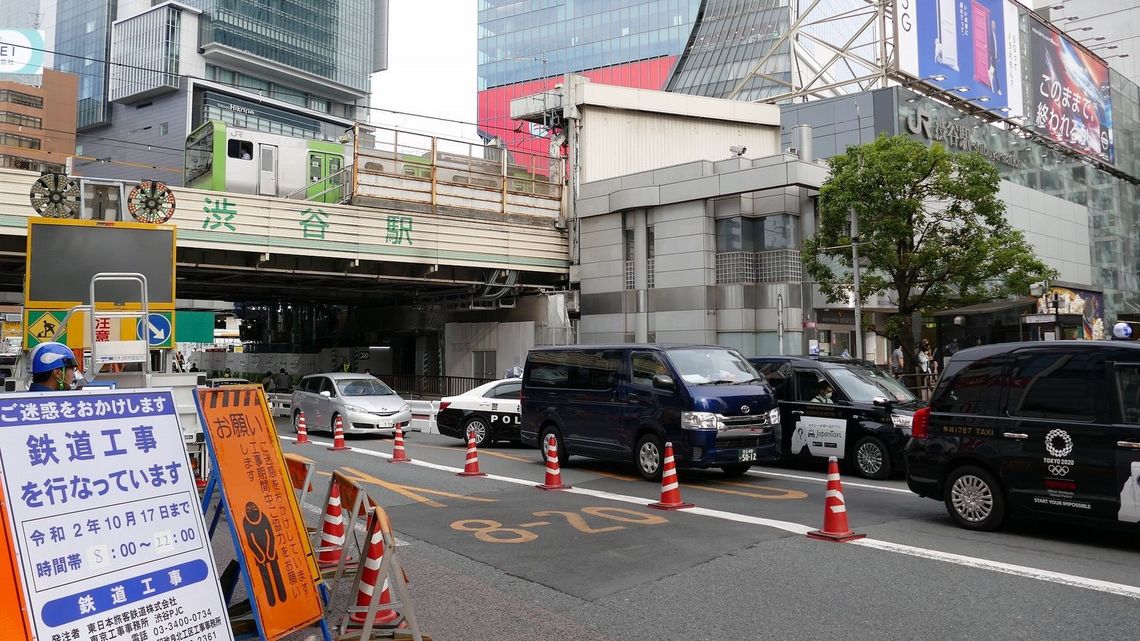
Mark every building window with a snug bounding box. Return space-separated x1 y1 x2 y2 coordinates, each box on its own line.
646 225 655 289
0 89 44 109
0 133 42 149
624 227 635 290
472 351 497 379
0 112 42 128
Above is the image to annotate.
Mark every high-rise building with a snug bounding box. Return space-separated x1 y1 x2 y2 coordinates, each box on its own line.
0 69 77 174
54 0 388 184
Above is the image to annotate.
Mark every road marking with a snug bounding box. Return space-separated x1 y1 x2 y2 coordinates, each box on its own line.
394 440 534 463
517 521 550 527
747 468 912 494
278 434 1140 601
342 466 496 508
700 481 808 500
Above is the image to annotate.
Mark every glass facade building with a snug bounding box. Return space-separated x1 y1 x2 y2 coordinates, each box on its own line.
55 0 114 129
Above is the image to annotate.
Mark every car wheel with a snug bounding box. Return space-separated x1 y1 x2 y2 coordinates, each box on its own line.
944 465 1007 531
634 433 664 481
853 436 892 479
540 426 568 467
720 463 752 478
464 416 491 447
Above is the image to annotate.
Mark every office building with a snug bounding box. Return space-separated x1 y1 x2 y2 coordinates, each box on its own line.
0 68 77 173
53 0 389 184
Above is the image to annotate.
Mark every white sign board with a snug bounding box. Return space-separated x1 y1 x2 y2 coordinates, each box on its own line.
791 416 848 459
0 389 234 641
0 30 44 75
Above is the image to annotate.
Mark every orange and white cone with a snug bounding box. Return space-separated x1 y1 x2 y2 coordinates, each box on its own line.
457 427 487 477
807 456 865 542
535 434 570 490
295 410 310 445
317 483 346 568
648 442 693 510
329 414 351 451
349 518 400 627
389 425 409 463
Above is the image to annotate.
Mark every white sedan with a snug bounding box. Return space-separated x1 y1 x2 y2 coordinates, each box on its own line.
435 378 521 447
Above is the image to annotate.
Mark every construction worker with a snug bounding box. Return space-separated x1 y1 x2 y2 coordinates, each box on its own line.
28 342 79 392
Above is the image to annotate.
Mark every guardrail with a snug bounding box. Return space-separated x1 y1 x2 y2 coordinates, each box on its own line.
380 374 493 399
896 372 940 401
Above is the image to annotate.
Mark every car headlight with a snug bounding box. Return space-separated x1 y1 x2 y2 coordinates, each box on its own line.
891 413 913 435
681 411 722 431
346 404 368 413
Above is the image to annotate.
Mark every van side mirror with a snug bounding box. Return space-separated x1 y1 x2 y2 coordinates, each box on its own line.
652 374 676 391
320 390 331 398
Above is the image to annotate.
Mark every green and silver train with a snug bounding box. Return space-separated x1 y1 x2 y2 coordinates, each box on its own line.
185 120 350 203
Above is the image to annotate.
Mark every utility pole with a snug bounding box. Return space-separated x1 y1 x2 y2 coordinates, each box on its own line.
851 208 862 360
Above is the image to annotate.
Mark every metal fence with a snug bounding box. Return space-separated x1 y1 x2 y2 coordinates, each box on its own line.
897 372 940 401
380 374 493 399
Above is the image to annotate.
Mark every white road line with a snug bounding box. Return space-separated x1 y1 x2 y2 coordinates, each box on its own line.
747 468 912 494
280 435 1140 601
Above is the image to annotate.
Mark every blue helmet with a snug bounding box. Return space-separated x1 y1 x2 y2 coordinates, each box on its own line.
30 342 77 374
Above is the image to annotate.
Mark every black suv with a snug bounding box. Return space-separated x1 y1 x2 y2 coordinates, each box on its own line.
750 356 923 479
905 341 1140 531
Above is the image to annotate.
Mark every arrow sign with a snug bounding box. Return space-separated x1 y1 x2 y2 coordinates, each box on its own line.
137 313 172 347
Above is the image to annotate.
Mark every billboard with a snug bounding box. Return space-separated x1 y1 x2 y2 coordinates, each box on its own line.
0 30 44 75
1028 17 1114 164
897 0 1024 118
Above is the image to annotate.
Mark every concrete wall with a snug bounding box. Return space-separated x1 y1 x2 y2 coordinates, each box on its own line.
1001 180 1092 285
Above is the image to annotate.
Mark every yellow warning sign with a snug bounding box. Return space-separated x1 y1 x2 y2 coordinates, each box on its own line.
25 311 64 347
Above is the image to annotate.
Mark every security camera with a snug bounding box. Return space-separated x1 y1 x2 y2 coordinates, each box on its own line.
730 145 747 157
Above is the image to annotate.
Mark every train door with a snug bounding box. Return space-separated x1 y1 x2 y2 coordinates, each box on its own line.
307 152 344 203
258 144 278 196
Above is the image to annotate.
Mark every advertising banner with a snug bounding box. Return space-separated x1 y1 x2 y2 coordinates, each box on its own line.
790 416 848 459
197 385 324 641
896 0 1023 118
0 389 233 641
1028 17 1114 164
0 30 44 75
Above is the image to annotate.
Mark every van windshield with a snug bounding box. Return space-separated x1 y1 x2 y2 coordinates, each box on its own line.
829 365 916 402
665 348 761 385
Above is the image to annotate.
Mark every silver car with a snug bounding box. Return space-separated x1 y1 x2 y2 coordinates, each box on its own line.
291 372 411 436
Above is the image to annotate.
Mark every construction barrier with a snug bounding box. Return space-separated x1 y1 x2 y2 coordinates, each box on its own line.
268 391 294 417
406 400 438 434
338 505 426 641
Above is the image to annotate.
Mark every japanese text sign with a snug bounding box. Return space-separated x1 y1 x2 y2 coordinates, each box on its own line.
196 386 323 641
0 389 233 641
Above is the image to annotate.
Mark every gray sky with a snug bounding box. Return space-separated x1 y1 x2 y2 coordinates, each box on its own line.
369 2 479 143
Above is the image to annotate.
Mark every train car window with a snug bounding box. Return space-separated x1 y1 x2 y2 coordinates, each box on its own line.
228 140 253 160
310 154 322 183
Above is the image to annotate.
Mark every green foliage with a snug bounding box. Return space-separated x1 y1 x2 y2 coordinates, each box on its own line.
802 134 1056 367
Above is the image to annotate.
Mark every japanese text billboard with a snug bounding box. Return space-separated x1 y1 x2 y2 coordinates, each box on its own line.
197 385 324 641
1028 17 1114 164
896 0 1024 119
0 389 233 641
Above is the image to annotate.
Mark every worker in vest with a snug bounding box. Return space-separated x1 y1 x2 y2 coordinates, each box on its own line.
28 342 79 392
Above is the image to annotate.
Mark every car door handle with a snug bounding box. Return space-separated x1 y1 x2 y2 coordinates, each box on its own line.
790 410 804 416
1003 432 1029 440
1118 441 1140 450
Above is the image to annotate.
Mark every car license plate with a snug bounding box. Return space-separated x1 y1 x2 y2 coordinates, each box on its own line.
376 419 393 428
738 448 758 462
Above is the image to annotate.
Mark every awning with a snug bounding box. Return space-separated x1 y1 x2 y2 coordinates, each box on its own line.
932 297 1035 317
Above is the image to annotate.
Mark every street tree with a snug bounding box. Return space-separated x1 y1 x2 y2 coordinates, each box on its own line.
802 134 1056 375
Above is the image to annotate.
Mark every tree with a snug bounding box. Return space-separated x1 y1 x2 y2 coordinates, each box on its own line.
802 134 1056 375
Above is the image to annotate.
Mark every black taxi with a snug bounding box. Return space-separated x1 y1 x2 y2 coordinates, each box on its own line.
905 341 1140 531
750 356 923 479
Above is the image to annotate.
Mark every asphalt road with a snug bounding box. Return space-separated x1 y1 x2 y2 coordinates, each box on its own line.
256 421 1140 641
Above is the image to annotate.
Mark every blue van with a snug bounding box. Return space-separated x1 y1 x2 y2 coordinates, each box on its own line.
520 344 781 480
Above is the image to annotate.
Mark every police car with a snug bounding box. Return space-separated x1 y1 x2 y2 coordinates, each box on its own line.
435 378 521 447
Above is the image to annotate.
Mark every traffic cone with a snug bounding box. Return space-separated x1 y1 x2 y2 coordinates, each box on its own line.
329 414 351 451
295 410 310 445
535 434 570 490
349 518 400 627
389 425 410 463
806 456 866 542
317 483 346 569
457 428 487 477
648 442 693 510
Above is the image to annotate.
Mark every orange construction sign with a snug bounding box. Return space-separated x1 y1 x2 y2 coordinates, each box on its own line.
197 385 324 641
0 481 32 641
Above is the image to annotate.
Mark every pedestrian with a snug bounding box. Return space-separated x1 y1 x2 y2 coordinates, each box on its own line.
261 371 274 391
223 367 232 378
890 343 905 378
273 368 291 392
945 338 959 358
28 342 79 392
189 363 199 372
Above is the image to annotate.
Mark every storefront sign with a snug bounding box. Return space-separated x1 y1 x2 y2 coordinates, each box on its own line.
0 390 233 641
903 110 1023 169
